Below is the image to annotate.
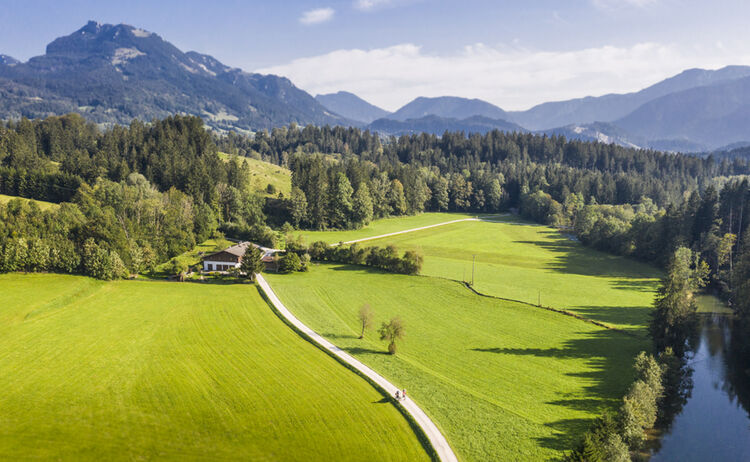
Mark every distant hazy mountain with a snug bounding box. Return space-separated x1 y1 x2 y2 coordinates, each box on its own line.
542 122 642 149
316 91 390 124
509 66 750 131
700 145 750 161
612 75 750 151
390 96 509 122
0 55 19 65
0 21 352 131
369 114 524 136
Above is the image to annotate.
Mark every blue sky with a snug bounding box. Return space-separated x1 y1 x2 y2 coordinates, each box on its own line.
2 0 749 110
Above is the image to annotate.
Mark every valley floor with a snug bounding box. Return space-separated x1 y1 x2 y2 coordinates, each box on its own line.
0 274 429 461
267 213 660 460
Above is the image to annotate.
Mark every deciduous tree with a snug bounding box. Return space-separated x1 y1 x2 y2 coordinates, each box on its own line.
379 317 405 355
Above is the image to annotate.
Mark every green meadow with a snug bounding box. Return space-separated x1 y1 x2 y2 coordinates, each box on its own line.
266 265 648 461
0 274 429 461
296 214 661 332
0 193 60 211
218 152 292 197
267 213 663 459
296 212 478 245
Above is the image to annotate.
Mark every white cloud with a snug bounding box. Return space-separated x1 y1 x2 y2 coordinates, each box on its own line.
299 7 335 25
257 42 749 111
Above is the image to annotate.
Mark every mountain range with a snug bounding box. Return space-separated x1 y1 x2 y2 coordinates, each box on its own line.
0 21 352 132
2 21 750 151
350 67 750 151
315 91 390 124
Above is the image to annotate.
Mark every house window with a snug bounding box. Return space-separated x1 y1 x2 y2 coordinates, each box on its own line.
207 263 213 271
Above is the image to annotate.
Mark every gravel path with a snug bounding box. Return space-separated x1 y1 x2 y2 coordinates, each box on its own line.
332 217 480 247
256 274 458 462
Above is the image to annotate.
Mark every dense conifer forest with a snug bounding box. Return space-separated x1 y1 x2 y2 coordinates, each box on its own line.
2 114 749 319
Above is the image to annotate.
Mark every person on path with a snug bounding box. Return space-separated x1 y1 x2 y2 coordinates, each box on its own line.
395 390 401 400
402 389 407 400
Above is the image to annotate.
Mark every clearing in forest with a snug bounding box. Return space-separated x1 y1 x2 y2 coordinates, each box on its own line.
0 193 60 211
218 152 292 197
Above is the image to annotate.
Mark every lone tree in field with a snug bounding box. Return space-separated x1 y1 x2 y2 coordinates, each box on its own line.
240 245 264 282
358 304 374 339
379 317 405 355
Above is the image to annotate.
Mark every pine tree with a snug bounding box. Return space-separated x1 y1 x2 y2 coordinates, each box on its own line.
328 172 353 228
352 183 374 226
240 245 264 281
290 187 308 228
387 179 407 215
650 247 708 355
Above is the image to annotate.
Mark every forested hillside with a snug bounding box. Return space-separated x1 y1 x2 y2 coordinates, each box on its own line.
218 124 750 310
2 114 750 321
0 114 268 279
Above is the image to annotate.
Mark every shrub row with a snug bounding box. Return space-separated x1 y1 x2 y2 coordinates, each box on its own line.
303 241 423 275
1 237 129 280
220 222 280 249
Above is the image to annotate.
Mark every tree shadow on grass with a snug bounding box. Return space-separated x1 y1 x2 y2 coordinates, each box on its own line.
328 264 391 275
372 397 391 404
514 230 660 280
321 332 359 340
341 346 389 356
610 278 661 293
471 328 645 452
535 417 596 460
571 305 652 334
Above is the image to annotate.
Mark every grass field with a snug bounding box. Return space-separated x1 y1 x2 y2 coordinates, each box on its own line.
218 152 291 197
296 212 479 245
0 193 60 211
297 214 661 333
0 274 429 461
266 265 648 461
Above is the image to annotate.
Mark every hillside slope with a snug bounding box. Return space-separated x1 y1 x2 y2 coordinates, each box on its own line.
614 75 750 150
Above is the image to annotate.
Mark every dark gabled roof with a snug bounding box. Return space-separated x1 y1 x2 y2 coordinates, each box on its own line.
204 241 260 260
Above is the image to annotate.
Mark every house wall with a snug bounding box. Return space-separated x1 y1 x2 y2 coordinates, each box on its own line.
203 260 241 272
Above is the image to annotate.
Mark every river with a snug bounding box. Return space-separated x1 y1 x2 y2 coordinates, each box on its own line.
650 305 750 461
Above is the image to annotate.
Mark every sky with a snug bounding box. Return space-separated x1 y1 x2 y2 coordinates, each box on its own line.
1 0 750 111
